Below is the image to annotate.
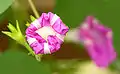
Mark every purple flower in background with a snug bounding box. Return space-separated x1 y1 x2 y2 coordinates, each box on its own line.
79 16 116 67
26 12 69 54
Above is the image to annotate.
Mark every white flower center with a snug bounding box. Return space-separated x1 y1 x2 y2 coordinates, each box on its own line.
35 26 56 40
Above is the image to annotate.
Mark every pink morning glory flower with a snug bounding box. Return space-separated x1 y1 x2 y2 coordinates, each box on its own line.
26 12 69 54
78 16 116 67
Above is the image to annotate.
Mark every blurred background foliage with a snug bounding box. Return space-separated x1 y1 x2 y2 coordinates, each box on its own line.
0 0 119 74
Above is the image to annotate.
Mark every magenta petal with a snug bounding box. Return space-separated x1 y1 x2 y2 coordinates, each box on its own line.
30 41 44 54
79 16 117 67
47 35 62 53
32 33 46 43
48 12 54 21
85 41 109 67
26 24 37 34
53 19 69 35
39 13 51 26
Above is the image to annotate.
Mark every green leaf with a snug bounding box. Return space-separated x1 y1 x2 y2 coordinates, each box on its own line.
0 50 52 74
0 0 14 15
0 7 13 23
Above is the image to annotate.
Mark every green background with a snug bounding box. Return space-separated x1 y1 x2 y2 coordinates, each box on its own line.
0 0 120 74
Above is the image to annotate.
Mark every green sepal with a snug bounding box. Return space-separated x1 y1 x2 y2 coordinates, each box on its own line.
2 20 24 45
25 21 30 27
2 20 43 62
30 15 36 22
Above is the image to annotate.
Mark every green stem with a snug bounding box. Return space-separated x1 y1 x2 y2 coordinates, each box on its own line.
22 37 42 61
21 38 43 61
23 42 35 56
28 0 39 18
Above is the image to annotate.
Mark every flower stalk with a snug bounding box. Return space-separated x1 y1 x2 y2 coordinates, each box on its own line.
28 0 39 18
